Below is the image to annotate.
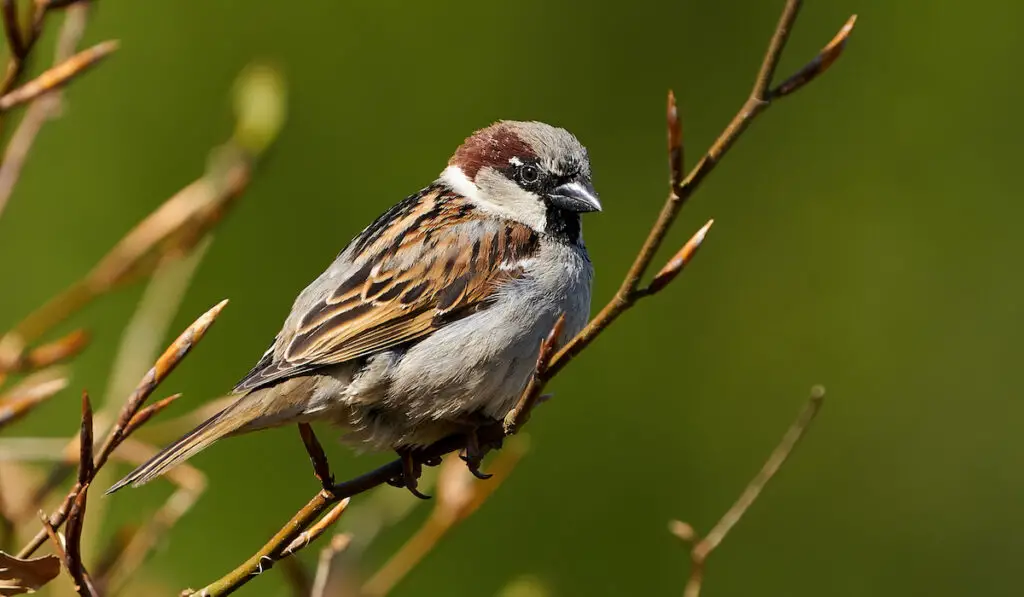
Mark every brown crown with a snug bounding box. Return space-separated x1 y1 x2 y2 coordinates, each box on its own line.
448 122 535 181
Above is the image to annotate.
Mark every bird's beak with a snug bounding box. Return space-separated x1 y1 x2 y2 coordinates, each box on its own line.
548 180 602 213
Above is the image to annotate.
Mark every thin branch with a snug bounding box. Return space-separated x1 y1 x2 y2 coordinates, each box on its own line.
503 315 565 433
667 90 683 190
641 219 714 296
677 386 826 597
280 499 350 558
94 299 229 475
298 423 334 489
0 2 88 223
18 300 229 559
0 58 282 372
1 0 24 60
0 368 69 429
771 15 857 99
76 392 93 487
0 39 118 111
65 487 96 596
17 238 215 524
63 393 98 596
0 156 250 371
544 1 856 379
16 330 90 373
309 534 353 597
122 393 183 438
751 0 802 99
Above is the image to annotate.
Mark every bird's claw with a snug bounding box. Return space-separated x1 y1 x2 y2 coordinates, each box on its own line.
394 449 432 500
459 428 493 480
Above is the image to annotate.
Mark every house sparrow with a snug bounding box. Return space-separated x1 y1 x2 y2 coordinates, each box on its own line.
108 120 600 495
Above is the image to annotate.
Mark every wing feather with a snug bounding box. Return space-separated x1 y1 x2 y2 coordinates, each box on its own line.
233 187 539 393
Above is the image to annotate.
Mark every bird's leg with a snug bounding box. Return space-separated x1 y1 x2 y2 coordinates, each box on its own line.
388 448 431 500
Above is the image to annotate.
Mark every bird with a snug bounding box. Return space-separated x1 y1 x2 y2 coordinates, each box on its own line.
107 120 601 496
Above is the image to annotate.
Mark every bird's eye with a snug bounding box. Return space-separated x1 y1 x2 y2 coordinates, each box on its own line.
519 164 539 184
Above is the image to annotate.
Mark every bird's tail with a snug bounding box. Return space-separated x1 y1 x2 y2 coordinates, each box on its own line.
106 395 259 494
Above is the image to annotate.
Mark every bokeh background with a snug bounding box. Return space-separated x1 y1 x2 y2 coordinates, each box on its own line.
3 0 1023 595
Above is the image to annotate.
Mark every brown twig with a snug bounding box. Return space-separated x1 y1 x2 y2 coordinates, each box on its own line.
0 55 281 373
280 499 350 558
122 393 183 438
17 330 91 372
95 299 229 476
39 491 97 597
18 300 229 559
309 534 353 597
0 39 117 111
675 386 825 597
298 423 334 489
1 0 24 61
503 315 565 433
0 368 69 429
19 238 214 528
0 156 250 372
65 487 96 596
0 2 88 222
195 3 854 593
544 1 855 380
63 393 97 595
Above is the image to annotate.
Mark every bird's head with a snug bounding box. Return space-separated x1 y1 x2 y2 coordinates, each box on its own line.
441 121 600 239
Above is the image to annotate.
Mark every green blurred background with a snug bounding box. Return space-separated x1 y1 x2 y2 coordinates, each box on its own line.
4 0 1023 595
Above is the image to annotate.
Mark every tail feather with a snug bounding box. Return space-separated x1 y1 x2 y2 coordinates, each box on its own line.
106 399 249 494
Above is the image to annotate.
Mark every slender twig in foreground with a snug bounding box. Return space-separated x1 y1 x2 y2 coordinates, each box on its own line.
1 0 25 61
0 2 88 222
0 39 118 111
0 157 249 372
310 534 353 597
0 368 69 429
544 1 856 379
18 300 229 559
0 59 284 373
504 315 564 432
673 386 826 597
22 240 214 525
63 393 97 596
194 3 854 594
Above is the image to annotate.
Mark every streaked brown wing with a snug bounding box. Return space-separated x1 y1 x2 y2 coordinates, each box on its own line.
233 186 540 393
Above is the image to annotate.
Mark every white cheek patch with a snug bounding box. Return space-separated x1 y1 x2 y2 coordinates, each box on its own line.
439 166 482 203
439 165 547 232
